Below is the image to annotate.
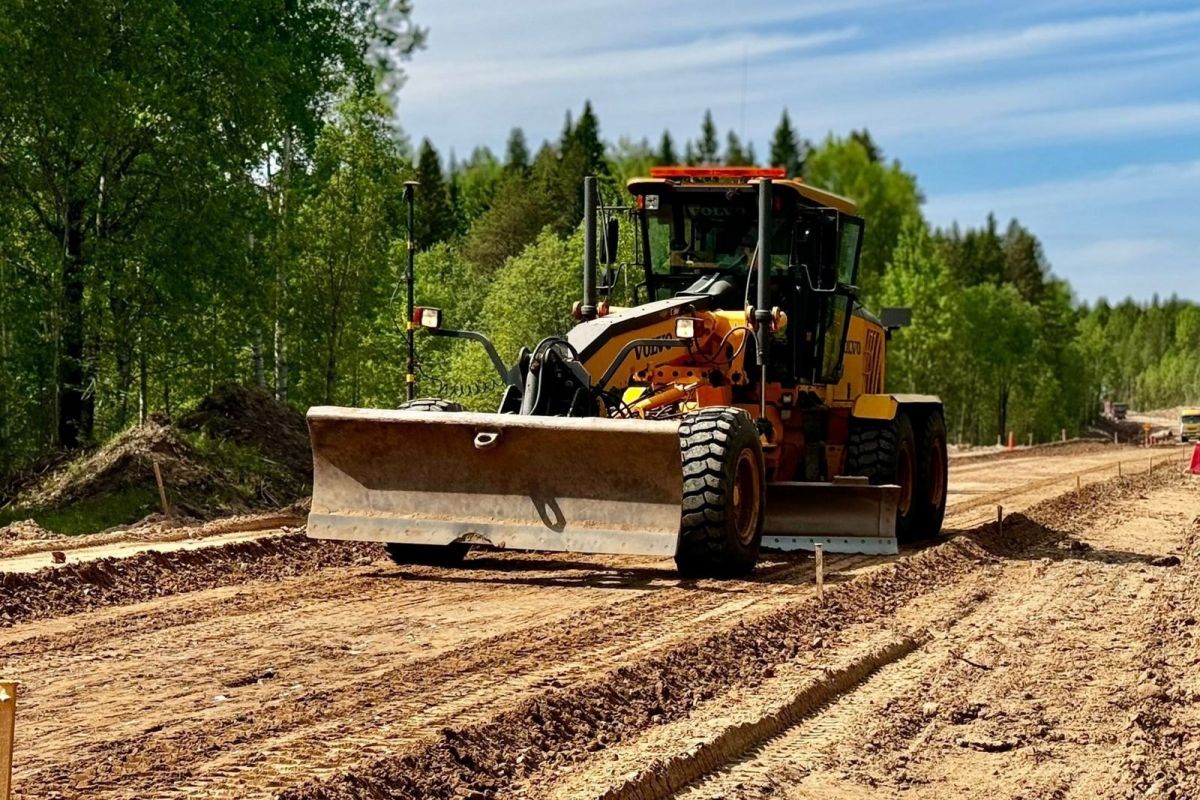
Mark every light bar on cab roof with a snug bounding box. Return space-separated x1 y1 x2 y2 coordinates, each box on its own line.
649 166 788 179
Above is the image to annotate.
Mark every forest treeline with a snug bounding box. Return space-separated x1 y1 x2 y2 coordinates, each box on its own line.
1 0 1197 476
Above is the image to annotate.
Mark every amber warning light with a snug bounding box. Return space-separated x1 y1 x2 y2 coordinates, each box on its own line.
649 166 787 179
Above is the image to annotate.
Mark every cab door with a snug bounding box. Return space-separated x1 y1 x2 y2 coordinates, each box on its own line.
816 214 864 384
791 210 864 386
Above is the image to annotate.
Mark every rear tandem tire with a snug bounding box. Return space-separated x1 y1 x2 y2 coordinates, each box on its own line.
674 408 766 579
845 412 920 543
913 410 948 536
383 398 471 567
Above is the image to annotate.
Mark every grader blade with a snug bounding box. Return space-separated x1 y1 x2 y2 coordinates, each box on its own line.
306 407 684 556
762 478 900 555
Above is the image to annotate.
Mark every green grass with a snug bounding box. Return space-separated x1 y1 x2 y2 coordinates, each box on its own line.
0 487 160 536
179 430 299 504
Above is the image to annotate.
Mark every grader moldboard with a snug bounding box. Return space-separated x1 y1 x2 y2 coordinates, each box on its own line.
307 166 948 577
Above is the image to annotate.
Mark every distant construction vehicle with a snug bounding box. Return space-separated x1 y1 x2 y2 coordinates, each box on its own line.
306 166 948 576
1181 408 1200 442
1104 401 1128 421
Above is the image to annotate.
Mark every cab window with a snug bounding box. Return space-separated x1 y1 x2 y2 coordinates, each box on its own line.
837 218 863 286
646 199 792 275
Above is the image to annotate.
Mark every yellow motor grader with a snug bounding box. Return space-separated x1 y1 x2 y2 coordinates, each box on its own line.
306 167 947 577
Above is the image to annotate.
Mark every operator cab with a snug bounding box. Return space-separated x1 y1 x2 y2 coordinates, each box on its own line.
624 167 864 387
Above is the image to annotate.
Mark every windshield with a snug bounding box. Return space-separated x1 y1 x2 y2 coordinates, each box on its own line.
1184 415 1200 425
646 200 792 275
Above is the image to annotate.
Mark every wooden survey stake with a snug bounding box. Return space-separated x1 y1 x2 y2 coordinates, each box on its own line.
0 681 15 800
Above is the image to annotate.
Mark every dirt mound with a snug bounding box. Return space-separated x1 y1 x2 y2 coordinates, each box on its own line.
5 385 312 530
0 449 73 507
0 518 59 542
178 383 311 483
19 418 219 511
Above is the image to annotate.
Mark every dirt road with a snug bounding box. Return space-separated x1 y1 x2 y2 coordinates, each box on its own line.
1 445 1194 799
667 477 1199 800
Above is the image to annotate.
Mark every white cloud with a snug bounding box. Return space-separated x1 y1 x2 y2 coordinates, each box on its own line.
399 4 1200 158
818 7 1200 77
405 29 859 99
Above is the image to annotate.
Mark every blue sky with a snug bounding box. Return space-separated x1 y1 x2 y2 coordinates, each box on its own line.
397 1 1200 304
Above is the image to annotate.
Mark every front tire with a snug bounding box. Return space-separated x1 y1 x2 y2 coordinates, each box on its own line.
675 408 765 578
383 398 471 567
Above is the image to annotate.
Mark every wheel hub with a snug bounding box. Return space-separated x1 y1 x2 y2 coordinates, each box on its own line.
732 450 760 546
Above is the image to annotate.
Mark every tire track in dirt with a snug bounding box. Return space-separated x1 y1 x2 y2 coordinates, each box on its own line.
589 635 926 800
15 552 874 798
1118 516 1200 799
0 512 305 563
271 528 1048 799
943 448 1189 528
271 468 1183 800
671 477 1198 800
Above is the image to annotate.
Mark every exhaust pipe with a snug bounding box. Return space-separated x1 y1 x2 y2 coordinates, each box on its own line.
403 180 419 401
581 175 598 321
755 178 773 422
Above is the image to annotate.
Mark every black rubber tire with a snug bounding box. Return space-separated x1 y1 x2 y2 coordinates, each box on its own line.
913 410 948 536
384 398 470 567
399 398 465 414
674 408 765 578
845 412 919 542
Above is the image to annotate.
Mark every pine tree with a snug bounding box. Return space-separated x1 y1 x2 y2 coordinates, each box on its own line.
697 110 719 163
849 129 882 163
569 100 607 177
559 110 574 150
769 110 805 176
413 138 454 250
1002 220 1048 304
725 130 750 165
547 101 609 231
447 150 462 233
504 127 530 173
656 130 678 165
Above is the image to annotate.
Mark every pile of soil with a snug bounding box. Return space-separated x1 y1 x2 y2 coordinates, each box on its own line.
7 384 312 526
178 383 312 484
18 418 220 511
0 518 59 543
0 449 73 507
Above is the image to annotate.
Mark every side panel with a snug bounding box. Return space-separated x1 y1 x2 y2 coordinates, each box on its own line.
307 408 684 556
568 295 699 388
